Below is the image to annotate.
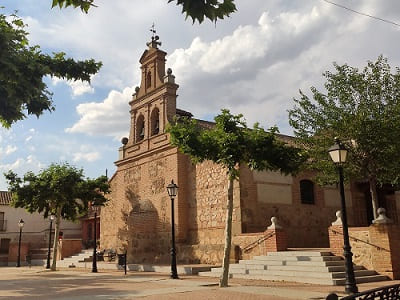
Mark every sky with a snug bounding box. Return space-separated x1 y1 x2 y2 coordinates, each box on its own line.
1 0 400 190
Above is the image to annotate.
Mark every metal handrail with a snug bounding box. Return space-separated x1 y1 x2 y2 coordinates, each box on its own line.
326 283 400 299
242 231 276 253
330 228 390 252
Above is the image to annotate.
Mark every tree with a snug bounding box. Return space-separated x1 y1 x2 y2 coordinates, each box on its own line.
51 0 237 23
0 12 102 128
5 163 110 271
167 109 305 287
288 56 400 220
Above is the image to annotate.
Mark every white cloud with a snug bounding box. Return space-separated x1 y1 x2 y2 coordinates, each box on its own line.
0 155 45 178
72 145 101 162
73 151 100 162
65 87 132 139
69 80 95 97
52 78 95 97
0 145 18 157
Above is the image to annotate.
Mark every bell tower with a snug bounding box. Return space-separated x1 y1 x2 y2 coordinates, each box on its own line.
118 32 179 161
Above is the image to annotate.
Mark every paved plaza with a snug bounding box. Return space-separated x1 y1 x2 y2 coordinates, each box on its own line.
0 267 397 299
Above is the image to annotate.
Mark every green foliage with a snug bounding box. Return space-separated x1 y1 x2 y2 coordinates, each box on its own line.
167 109 304 287
0 12 102 128
51 0 96 13
51 0 237 23
168 0 236 23
288 56 400 187
4 162 110 220
167 109 305 179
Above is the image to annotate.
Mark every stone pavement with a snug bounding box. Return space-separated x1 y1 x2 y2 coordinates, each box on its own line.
0 266 397 299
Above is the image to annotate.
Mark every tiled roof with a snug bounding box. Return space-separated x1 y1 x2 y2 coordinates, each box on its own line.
0 191 12 205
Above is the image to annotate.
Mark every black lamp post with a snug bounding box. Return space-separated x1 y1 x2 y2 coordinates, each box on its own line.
167 180 179 279
46 215 55 269
92 203 99 273
16 219 24 267
328 139 358 294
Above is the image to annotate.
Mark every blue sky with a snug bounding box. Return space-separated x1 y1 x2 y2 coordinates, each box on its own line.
1 0 400 189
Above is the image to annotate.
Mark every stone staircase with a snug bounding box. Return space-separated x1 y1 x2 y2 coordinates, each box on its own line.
57 249 93 268
29 248 49 266
198 250 389 285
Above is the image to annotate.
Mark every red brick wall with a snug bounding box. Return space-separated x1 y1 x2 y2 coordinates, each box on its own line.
57 239 82 260
8 242 29 262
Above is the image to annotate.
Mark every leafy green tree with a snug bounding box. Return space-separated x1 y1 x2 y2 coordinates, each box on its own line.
0 12 102 128
51 0 237 23
167 109 305 287
289 56 400 220
5 163 110 271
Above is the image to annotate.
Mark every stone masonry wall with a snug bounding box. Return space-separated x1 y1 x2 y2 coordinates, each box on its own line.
329 224 400 279
329 226 374 270
101 147 181 264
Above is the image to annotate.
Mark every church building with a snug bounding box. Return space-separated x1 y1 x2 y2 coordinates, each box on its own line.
100 36 400 265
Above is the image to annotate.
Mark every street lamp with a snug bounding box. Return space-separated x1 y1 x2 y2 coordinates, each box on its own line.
92 203 99 273
167 180 179 279
16 219 24 267
46 215 55 269
328 139 358 294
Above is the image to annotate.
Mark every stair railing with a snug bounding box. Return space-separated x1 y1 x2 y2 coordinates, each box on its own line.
242 231 276 253
330 228 390 252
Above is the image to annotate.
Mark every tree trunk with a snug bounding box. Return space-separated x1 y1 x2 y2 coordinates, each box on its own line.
220 176 234 287
369 176 379 220
51 206 62 271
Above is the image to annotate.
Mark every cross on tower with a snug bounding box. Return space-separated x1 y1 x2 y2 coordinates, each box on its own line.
150 23 156 38
147 23 162 49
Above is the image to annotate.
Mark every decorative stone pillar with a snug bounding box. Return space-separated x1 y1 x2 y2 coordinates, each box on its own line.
369 208 400 279
372 208 392 224
328 210 344 256
264 217 287 252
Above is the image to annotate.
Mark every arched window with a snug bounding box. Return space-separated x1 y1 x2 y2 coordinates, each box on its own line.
300 179 315 204
150 108 160 136
146 71 152 89
136 115 145 142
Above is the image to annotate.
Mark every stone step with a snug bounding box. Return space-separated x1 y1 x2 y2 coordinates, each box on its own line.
247 268 376 279
265 251 332 257
240 264 364 272
199 270 389 286
30 248 50 254
239 259 345 267
333 274 389 285
31 253 48 260
252 255 343 262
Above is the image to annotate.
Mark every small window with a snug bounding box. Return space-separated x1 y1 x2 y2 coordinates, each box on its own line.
300 180 315 204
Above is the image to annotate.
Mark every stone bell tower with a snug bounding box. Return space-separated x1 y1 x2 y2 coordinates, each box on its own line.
118 34 179 160
107 33 191 264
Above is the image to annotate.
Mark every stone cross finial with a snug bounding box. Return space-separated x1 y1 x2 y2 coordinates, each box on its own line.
267 216 282 229
331 210 343 226
146 23 162 49
372 207 393 224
